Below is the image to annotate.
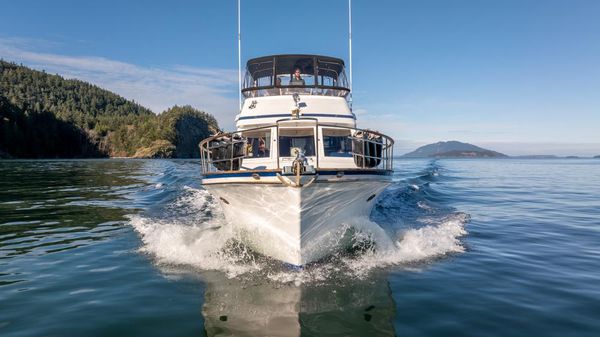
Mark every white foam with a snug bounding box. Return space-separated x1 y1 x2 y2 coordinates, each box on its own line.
130 187 469 283
269 214 468 282
417 200 432 210
130 187 260 278
69 288 96 295
89 266 119 272
341 213 469 277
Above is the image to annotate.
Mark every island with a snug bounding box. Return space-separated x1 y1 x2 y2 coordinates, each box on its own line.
401 141 508 158
0 60 219 159
512 155 559 159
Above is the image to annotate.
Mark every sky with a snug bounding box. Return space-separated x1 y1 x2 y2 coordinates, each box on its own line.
1 0 599 156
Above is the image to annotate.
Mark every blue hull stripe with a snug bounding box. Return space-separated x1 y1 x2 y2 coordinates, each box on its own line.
238 113 355 121
203 170 391 179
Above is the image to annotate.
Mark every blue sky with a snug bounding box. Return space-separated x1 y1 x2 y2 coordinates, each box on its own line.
1 0 599 155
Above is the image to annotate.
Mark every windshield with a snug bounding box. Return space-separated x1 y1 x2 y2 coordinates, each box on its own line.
242 55 350 98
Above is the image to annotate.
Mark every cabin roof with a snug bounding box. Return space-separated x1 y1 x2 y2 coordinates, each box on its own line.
247 54 345 66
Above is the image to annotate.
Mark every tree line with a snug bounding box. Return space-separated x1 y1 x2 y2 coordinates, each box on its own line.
0 60 219 158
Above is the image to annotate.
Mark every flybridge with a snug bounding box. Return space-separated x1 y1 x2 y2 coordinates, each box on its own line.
242 54 350 99
236 55 355 129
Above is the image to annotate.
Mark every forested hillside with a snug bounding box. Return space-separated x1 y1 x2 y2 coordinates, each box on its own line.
0 60 219 158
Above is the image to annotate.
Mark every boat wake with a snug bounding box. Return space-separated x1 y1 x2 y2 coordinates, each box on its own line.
130 162 469 283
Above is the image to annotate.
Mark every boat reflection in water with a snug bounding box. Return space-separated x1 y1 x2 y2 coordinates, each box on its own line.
201 271 396 337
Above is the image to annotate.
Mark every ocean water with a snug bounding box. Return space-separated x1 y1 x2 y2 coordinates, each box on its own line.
1 158 599 336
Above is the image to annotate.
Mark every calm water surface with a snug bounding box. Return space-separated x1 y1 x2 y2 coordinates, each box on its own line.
1 159 599 336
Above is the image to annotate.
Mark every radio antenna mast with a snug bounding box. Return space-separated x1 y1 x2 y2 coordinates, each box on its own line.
348 0 353 109
237 0 242 111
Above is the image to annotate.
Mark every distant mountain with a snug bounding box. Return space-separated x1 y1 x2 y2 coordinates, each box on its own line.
402 141 508 158
0 60 219 158
594 155 600 159
513 155 559 159
433 149 508 158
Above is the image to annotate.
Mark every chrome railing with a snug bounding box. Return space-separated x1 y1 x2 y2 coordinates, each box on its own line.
199 119 394 174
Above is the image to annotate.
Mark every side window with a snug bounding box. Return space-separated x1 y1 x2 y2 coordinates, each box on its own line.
301 74 315 86
244 130 271 158
279 129 315 157
277 75 290 86
323 128 352 157
244 59 274 89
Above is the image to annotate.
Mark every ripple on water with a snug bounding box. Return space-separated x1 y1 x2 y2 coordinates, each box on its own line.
4 159 598 336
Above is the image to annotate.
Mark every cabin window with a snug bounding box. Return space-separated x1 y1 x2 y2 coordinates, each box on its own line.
274 57 314 87
244 58 274 89
317 58 349 88
323 128 352 157
278 128 315 157
244 130 271 158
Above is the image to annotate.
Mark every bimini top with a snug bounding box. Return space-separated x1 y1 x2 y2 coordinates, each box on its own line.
242 54 350 98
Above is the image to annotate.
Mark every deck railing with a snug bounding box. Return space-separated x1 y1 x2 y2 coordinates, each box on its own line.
199 119 394 174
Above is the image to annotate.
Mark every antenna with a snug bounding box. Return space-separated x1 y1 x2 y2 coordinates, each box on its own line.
237 0 242 111
348 0 353 109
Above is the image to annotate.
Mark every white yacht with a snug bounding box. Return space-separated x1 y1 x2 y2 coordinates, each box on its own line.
200 54 394 265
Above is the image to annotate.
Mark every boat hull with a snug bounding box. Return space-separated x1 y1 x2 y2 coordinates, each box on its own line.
203 174 391 265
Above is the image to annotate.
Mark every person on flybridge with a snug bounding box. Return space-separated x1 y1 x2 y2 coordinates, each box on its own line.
290 68 305 85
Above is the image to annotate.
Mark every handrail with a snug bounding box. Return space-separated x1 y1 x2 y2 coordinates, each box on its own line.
242 85 350 93
242 86 350 99
199 118 394 174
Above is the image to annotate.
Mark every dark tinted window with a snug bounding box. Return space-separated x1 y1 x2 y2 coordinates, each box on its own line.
323 128 352 157
278 128 315 157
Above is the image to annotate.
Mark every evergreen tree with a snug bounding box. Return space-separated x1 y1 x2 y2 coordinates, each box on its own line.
0 60 220 158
